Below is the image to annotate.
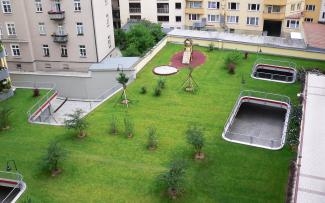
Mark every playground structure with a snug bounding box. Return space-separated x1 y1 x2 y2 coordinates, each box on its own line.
222 91 291 150
252 58 297 83
0 43 14 101
182 39 193 65
181 67 198 93
0 171 26 203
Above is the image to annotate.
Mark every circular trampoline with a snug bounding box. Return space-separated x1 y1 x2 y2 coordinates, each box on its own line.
153 65 178 76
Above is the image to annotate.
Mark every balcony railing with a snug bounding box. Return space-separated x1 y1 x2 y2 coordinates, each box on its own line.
129 8 141 13
157 8 169 13
0 68 9 81
51 33 68 43
48 10 65 20
263 12 285 20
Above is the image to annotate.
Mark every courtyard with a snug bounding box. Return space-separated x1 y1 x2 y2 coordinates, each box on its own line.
1 43 325 202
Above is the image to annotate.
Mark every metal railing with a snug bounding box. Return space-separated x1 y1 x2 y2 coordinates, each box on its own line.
0 171 23 203
157 8 169 13
253 58 297 70
254 71 294 82
129 8 141 13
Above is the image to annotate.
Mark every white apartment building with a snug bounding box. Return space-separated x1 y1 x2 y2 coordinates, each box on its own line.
320 0 325 23
0 0 115 72
118 0 186 29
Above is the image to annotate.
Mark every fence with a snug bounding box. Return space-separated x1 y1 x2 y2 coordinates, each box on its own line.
0 171 23 203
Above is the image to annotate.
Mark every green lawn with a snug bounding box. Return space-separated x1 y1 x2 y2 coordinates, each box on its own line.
1 43 325 203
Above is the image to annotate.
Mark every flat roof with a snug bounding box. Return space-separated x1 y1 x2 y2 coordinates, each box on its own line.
89 57 139 71
296 73 325 202
303 23 325 50
168 29 307 49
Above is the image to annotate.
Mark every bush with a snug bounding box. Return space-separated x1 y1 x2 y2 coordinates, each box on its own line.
153 86 162 97
208 43 214 52
227 63 236 74
287 105 303 151
147 127 158 150
33 88 40 97
43 140 66 176
157 78 166 89
226 50 241 66
109 115 119 135
186 125 205 159
140 86 147 94
158 159 186 199
64 109 88 138
124 116 134 138
0 106 12 130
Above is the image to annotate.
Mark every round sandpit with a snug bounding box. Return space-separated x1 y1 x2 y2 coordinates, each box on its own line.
153 65 178 76
171 51 206 69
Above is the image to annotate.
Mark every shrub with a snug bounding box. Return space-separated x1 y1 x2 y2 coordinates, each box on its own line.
208 43 214 52
226 50 241 65
244 51 249 59
33 88 40 97
157 78 166 89
147 127 158 150
158 159 186 199
109 115 118 135
287 105 303 151
64 109 88 138
186 125 205 159
227 63 236 74
140 86 147 94
124 116 134 138
153 86 162 97
116 72 129 89
43 140 66 176
0 106 12 130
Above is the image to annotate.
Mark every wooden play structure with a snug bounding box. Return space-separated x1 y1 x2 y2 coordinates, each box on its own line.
182 39 193 65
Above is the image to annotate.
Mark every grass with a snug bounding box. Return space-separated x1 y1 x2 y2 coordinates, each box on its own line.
1 43 325 203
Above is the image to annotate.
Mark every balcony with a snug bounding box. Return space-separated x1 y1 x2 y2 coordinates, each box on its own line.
157 8 169 14
264 0 286 6
185 7 204 14
51 34 68 43
263 12 285 20
129 8 141 13
0 68 9 81
48 10 65 20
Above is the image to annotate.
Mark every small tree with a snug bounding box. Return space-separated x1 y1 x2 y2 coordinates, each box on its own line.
139 86 147 94
124 115 134 138
33 88 40 97
157 78 166 89
64 109 88 138
43 140 66 176
109 115 119 135
153 86 162 97
186 125 205 160
116 72 130 106
147 127 158 150
0 106 12 130
158 159 186 199
208 42 214 52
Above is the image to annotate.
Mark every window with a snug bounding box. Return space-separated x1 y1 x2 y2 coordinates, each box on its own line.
246 17 259 25
74 0 81 11
1 0 12 13
35 0 42 12
323 12 325 19
38 23 46 35
304 18 313 22
6 23 16 35
189 2 202 8
176 16 182 22
42 44 49 57
76 22 84 35
108 35 111 48
297 3 301 10
54 0 61 12
228 2 239 10
57 25 64 35
286 19 299 29
189 14 200 21
208 14 220 22
208 1 219 9
305 5 315 11
10 44 20 56
79 45 86 57
267 5 281 13
157 16 169 22
0 26 3 39
248 4 260 11
291 4 295 11
175 2 181 9
227 16 239 23
105 0 108 6
61 45 67 57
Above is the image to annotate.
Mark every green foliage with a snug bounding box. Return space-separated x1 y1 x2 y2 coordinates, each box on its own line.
140 86 147 94
0 106 12 130
124 43 141 57
0 79 12 92
124 115 134 138
109 115 119 135
208 43 214 52
43 140 66 172
157 78 166 89
116 72 129 88
226 50 242 66
147 127 158 150
287 105 302 149
0 41 3 52
64 109 88 137
153 86 162 97
186 125 205 154
158 159 187 199
114 29 127 50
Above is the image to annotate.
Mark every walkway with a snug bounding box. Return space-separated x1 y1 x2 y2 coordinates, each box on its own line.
295 73 325 202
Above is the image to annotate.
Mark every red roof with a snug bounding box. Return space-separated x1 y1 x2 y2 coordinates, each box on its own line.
303 23 325 50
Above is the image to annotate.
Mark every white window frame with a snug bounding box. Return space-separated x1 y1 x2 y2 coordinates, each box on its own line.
38 22 46 35
286 19 299 29
227 15 239 23
246 17 259 26
35 0 43 12
207 14 220 22
42 44 49 57
79 45 86 57
1 0 12 13
10 44 20 56
74 0 81 11
208 1 219 9
248 4 260 11
228 2 239 11
76 22 84 35
189 2 201 9
188 14 200 21
6 23 16 36
61 45 68 57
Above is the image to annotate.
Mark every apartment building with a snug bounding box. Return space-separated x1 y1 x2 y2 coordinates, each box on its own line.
320 0 325 23
118 0 186 29
304 0 321 23
0 0 115 72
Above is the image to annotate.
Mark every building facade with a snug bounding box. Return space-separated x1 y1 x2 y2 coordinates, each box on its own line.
0 0 115 72
115 0 325 37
